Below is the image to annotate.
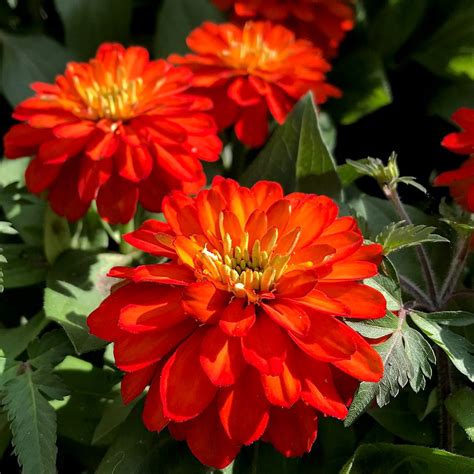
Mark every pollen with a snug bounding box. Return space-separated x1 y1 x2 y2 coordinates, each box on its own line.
72 67 144 121
197 215 301 300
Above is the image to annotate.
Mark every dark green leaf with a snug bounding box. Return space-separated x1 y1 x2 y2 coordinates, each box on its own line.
3 369 59 474
413 3 474 80
0 312 48 359
1 244 48 288
376 221 449 255
43 205 71 264
53 356 118 445
346 316 435 426
0 32 71 106
430 82 474 121
0 181 46 246
44 250 132 353
341 443 474 474
92 391 137 446
242 94 341 198
154 0 225 57
55 0 132 59
410 312 474 382
368 0 427 57
417 310 474 327
446 388 474 442
28 330 74 368
327 48 392 125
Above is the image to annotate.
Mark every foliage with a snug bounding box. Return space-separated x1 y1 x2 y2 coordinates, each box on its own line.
0 0 473 472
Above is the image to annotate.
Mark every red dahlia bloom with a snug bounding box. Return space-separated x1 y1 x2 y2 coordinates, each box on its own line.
434 156 474 212
4 43 221 224
170 21 341 147
442 108 474 155
88 177 386 468
212 0 355 57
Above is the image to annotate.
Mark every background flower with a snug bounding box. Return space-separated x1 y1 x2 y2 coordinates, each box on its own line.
441 108 474 155
4 43 222 224
170 21 341 147
88 177 385 468
212 0 355 57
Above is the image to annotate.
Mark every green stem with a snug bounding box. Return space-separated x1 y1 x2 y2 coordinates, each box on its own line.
383 185 439 307
119 220 135 254
440 235 470 306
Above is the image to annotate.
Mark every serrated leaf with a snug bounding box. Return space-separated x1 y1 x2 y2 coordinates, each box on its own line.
345 316 435 426
44 250 132 354
153 0 225 57
2 369 59 474
31 367 69 401
28 330 74 369
410 312 474 382
364 258 402 312
376 221 449 255
347 312 399 339
341 443 474 474
445 388 474 442
416 310 474 327
0 312 48 359
55 0 132 59
242 93 341 198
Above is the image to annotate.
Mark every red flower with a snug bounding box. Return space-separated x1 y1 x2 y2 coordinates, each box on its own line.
88 177 385 468
212 0 355 57
170 21 341 147
434 156 474 212
442 108 474 155
4 43 221 224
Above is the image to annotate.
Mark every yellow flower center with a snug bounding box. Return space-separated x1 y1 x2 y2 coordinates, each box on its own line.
72 68 144 121
197 216 301 300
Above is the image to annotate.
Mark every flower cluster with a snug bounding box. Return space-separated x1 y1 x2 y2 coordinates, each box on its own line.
212 0 355 57
88 178 386 468
434 108 474 212
171 21 340 147
4 43 221 224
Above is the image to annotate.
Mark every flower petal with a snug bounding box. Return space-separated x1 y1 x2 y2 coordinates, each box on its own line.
219 298 256 337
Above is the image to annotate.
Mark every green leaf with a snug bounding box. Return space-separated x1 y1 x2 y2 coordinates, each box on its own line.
368 393 437 445
43 205 71 265
0 32 71 106
368 0 427 57
0 157 29 188
70 208 109 251
0 312 48 359
242 94 341 197
345 315 435 426
44 250 132 354
53 356 119 445
0 221 17 235
416 310 474 327
0 182 46 246
410 312 474 382
1 244 48 288
347 311 399 339
28 330 74 369
96 403 168 474
341 443 474 474
55 0 132 59
3 369 59 474
430 82 474 121
446 388 474 442
92 390 137 446
413 3 474 80
326 48 392 125
154 0 225 57
376 221 449 255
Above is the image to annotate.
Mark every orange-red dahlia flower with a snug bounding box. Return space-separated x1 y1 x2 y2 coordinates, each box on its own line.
170 21 341 147
442 108 474 155
3 43 222 224
88 177 385 468
434 156 474 212
212 0 355 58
